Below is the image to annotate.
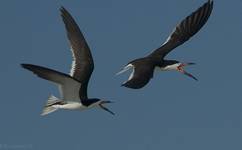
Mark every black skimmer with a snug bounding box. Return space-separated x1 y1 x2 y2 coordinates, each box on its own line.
117 0 213 89
21 7 114 116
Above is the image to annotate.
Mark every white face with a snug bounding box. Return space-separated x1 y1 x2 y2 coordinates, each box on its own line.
158 63 181 71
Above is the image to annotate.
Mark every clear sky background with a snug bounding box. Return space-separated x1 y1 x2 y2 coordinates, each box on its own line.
0 0 242 149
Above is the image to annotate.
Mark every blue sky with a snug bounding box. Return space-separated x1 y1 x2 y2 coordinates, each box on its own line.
0 0 242 149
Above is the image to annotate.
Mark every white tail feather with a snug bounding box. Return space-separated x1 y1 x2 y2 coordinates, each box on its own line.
41 95 60 116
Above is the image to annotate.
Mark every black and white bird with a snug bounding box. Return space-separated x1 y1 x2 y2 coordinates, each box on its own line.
21 7 114 116
117 0 213 89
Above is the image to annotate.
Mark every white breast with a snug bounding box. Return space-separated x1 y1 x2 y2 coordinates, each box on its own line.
157 63 181 71
54 102 85 110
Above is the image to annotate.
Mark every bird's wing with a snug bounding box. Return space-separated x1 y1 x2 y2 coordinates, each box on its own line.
121 63 154 89
21 64 81 101
60 7 94 99
149 0 213 59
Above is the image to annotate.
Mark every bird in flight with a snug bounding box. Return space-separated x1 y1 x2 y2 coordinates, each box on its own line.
117 0 213 89
21 7 114 116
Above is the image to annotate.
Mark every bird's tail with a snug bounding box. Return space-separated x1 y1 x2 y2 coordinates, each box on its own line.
41 95 61 116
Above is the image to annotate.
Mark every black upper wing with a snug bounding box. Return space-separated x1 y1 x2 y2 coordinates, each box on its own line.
149 0 213 59
60 7 94 99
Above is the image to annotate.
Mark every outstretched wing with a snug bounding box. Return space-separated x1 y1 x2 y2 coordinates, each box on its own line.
149 0 213 59
21 64 81 101
60 7 94 99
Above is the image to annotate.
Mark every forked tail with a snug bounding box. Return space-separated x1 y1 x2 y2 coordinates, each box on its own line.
41 95 61 116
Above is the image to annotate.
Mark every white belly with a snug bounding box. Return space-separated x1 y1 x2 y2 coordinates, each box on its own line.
156 63 181 71
53 102 85 110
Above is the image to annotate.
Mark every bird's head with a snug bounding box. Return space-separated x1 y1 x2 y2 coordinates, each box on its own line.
98 100 115 115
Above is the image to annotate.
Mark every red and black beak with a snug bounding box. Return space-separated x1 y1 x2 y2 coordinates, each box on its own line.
177 63 198 81
99 101 115 115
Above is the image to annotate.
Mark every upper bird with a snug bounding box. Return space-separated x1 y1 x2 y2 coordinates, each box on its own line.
117 0 213 89
21 7 114 116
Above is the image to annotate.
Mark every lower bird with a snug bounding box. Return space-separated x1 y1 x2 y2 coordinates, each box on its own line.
117 0 213 89
21 7 114 116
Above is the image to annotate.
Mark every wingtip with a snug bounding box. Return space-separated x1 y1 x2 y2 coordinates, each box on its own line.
20 63 30 69
59 6 65 12
208 0 214 7
210 0 214 8
203 0 213 9
21 64 39 72
59 6 68 16
20 63 25 67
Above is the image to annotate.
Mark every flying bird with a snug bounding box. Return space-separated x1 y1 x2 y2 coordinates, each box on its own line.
21 7 114 116
117 0 213 89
